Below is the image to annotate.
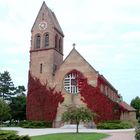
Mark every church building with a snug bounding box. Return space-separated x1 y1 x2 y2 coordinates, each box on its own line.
26 1 136 127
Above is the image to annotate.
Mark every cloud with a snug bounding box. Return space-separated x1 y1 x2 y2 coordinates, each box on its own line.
0 0 140 103
121 31 140 42
113 53 126 64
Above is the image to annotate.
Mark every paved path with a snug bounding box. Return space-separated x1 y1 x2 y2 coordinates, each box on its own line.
102 131 135 140
1 127 135 140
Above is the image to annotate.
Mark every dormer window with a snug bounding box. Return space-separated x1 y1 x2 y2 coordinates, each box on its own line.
45 33 49 47
35 34 41 48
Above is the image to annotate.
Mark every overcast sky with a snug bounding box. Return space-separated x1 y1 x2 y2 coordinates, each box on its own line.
0 0 140 104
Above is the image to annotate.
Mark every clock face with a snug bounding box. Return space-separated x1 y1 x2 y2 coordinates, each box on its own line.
38 21 47 30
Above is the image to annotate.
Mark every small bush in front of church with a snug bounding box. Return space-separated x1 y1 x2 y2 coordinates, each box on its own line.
97 120 133 129
135 121 140 140
19 120 52 128
135 131 140 140
0 130 31 140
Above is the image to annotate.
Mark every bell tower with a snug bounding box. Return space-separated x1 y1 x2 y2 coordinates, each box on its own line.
29 1 64 85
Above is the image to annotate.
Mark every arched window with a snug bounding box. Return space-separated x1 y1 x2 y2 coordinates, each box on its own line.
40 63 42 73
53 64 57 73
59 38 61 52
45 33 49 47
64 72 79 94
42 13 44 20
35 34 41 48
55 34 58 49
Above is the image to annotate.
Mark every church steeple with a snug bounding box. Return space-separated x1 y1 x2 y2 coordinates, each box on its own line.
29 1 64 84
30 1 64 53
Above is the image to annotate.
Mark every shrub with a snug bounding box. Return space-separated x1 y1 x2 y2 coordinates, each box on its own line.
135 122 140 140
0 130 30 140
97 120 133 129
19 120 52 128
135 131 140 140
19 136 31 140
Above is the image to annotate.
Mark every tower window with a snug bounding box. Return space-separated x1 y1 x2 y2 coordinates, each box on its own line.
35 34 41 48
40 63 43 73
55 34 58 49
59 38 61 52
45 33 49 47
53 64 57 73
42 13 44 20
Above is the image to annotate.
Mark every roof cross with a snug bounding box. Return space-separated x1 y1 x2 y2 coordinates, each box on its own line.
72 43 76 48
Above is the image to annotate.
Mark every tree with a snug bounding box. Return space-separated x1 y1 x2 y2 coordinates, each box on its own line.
0 99 11 124
9 95 26 122
135 117 140 140
15 85 26 96
62 107 94 133
0 71 15 101
131 96 140 119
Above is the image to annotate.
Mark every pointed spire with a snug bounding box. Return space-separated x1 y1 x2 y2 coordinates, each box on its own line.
31 1 64 36
42 1 47 7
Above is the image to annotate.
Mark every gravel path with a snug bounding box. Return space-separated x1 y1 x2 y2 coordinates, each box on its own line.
1 127 135 139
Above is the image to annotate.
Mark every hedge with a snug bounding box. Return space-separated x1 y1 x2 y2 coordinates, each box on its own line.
0 130 30 140
135 122 140 140
19 120 52 128
97 120 133 129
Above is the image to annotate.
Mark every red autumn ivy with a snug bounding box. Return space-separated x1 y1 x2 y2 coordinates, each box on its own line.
26 72 64 122
68 70 123 124
27 69 125 124
80 85 121 123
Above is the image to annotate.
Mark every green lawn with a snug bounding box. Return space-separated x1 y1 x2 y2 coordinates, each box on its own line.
0 130 17 135
31 133 109 140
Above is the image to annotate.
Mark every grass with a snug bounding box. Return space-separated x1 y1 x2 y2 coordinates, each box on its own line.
31 133 109 140
0 130 16 134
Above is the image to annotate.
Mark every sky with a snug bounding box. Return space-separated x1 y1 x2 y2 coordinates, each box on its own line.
0 0 140 104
